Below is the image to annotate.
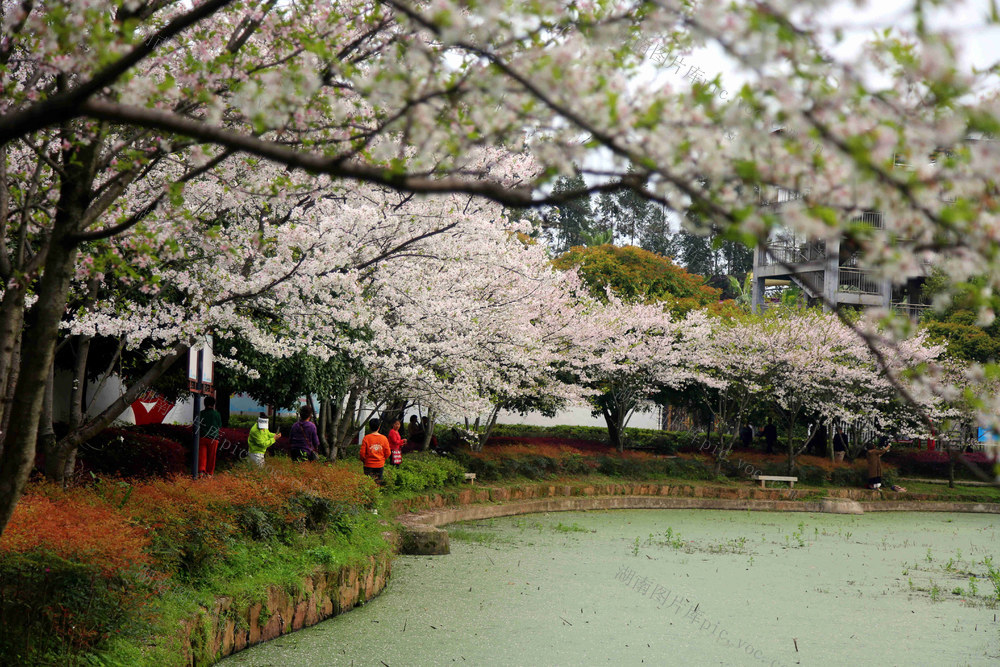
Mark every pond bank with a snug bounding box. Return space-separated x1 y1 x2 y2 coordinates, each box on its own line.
392 480 1000 555
174 553 391 663
222 509 1000 666
205 478 1000 663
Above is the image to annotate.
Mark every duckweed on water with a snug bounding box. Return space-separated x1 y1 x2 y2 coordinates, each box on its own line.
222 510 1000 666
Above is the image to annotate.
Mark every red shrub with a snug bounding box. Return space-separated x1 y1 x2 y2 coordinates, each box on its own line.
1 486 151 577
80 428 187 478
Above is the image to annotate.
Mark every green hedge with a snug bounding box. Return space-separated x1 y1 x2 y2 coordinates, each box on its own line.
382 453 466 494
453 447 893 487
483 423 809 455
453 450 722 482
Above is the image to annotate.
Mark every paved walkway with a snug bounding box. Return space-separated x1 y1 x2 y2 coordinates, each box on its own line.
900 477 995 487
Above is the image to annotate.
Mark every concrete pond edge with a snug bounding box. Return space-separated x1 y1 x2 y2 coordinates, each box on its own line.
393 482 1000 555
176 552 392 665
187 481 999 664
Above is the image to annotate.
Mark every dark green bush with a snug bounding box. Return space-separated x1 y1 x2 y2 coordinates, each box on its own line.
829 466 866 487
237 505 278 541
0 551 154 663
560 454 598 475
796 465 828 487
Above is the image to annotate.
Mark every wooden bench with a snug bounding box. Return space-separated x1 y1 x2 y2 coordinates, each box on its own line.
464 473 476 485
752 474 798 488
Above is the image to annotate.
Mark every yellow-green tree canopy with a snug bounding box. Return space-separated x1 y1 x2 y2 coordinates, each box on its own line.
553 244 720 315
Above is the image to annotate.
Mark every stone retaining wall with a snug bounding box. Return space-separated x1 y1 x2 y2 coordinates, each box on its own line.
179 552 391 665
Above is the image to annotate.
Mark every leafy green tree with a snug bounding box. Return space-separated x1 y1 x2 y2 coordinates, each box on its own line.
552 244 719 314
548 173 596 252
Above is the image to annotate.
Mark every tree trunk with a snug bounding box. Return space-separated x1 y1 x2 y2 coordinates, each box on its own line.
216 378 231 427
0 286 25 450
326 392 344 459
0 329 22 461
335 384 362 452
40 362 62 481
475 404 502 452
0 224 81 537
712 428 731 477
786 419 796 476
318 397 330 457
422 407 437 451
602 406 624 453
948 445 956 489
68 335 92 432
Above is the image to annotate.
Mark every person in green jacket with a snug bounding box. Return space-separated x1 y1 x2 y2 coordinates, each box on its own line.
248 412 276 467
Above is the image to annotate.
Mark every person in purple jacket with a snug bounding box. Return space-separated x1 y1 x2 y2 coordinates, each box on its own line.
289 405 320 461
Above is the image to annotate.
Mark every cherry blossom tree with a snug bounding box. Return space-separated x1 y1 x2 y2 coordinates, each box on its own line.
4 0 1000 536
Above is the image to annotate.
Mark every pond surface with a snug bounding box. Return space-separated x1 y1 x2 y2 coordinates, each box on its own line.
221 510 1000 666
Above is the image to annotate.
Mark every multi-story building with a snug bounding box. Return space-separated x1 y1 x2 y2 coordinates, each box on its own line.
749 185 930 316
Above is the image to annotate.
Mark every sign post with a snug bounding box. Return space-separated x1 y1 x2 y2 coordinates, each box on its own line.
188 336 215 479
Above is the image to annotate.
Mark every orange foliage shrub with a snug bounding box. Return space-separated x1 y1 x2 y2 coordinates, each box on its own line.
3 460 376 578
1 487 151 576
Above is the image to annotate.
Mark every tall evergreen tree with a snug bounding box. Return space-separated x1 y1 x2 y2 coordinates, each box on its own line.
548 173 595 252
675 227 716 277
639 202 673 257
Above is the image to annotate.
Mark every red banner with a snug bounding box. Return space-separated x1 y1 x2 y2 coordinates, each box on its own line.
131 390 175 425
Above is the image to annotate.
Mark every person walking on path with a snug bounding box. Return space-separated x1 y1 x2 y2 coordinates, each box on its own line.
763 419 778 454
197 395 222 476
248 412 276 467
865 439 891 489
289 405 320 461
833 427 849 463
387 419 406 466
740 423 754 450
360 417 390 485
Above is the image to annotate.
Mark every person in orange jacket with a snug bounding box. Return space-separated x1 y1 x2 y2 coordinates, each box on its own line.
359 417 390 485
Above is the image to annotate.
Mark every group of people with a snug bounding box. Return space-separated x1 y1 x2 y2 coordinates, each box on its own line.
739 420 779 454
233 402 424 486
359 417 412 485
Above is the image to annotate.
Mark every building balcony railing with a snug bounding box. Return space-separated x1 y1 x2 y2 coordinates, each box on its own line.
759 241 826 267
891 302 933 318
758 186 802 206
850 210 884 229
838 267 882 295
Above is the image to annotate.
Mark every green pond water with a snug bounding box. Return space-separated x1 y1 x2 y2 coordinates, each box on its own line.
220 510 1000 666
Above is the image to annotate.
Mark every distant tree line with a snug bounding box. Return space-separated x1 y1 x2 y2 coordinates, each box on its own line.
543 169 753 293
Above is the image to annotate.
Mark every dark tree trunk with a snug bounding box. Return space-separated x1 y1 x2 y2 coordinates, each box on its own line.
0 286 25 452
0 224 81 537
475 404 502 452
41 362 61 481
216 378 232 427
601 405 625 454
422 407 437 451
786 419 796 476
318 397 330 457
948 445 956 489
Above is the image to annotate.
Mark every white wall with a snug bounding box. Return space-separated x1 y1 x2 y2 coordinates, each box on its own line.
495 402 661 430
52 369 195 425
